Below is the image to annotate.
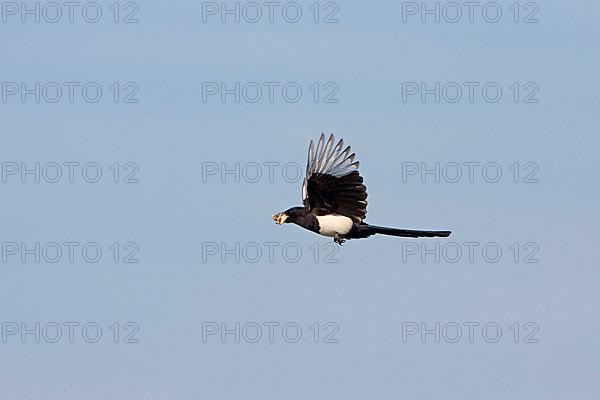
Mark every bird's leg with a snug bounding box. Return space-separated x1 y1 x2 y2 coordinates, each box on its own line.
334 235 346 246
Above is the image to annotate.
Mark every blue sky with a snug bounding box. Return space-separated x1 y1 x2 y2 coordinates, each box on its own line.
1 0 599 398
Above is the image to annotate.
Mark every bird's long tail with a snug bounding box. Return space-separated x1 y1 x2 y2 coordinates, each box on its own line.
358 224 451 238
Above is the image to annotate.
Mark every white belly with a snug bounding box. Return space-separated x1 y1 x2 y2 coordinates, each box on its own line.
316 214 354 237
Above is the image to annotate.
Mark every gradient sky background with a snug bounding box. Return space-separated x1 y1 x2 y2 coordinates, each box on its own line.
1 0 599 398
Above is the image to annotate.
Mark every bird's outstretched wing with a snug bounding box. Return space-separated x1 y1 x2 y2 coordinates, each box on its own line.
302 133 368 222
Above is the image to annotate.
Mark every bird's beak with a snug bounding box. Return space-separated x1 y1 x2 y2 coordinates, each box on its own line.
272 213 288 225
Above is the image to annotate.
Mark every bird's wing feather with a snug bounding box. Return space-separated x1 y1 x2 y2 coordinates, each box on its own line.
302 133 368 222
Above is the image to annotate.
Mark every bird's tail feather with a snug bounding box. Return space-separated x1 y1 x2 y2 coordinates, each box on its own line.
359 224 451 238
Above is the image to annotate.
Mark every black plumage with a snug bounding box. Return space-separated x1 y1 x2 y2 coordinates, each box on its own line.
273 133 451 245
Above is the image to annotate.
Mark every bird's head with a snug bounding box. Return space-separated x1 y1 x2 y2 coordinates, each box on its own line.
272 207 304 225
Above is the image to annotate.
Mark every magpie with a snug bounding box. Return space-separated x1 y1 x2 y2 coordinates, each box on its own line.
272 133 451 245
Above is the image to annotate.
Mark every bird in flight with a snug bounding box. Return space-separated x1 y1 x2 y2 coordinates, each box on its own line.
272 133 451 245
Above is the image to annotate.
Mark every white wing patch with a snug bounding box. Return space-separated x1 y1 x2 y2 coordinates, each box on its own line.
308 133 359 178
302 133 360 203
302 177 308 202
